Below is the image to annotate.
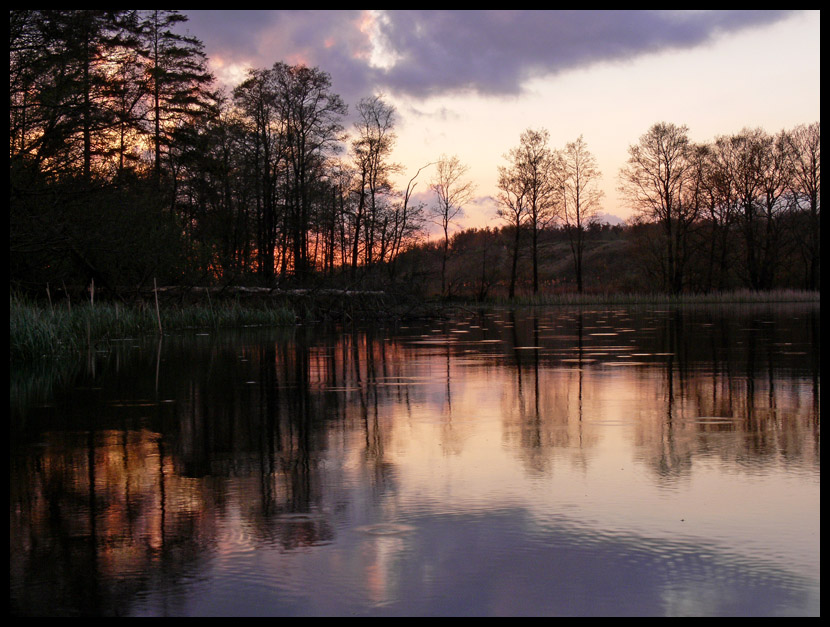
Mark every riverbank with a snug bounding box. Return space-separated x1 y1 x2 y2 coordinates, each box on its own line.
10 288 819 363
493 288 820 307
9 287 441 363
9 295 292 363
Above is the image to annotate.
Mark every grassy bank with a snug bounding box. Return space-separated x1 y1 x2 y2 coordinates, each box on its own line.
10 294 296 363
10 288 819 363
10 286 442 362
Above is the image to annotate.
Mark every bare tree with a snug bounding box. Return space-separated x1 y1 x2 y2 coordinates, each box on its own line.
783 121 820 290
517 129 560 294
272 62 346 283
233 67 283 285
430 154 475 297
496 157 528 300
496 129 560 296
710 127 790 290
701 138 740 291
619 122 694 294
561 135 603 293
386 161 432 279
350 94 398 276
755 130 791 289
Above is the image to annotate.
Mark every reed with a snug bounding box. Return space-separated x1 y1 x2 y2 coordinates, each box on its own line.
10 294 296 362
10 288 818 362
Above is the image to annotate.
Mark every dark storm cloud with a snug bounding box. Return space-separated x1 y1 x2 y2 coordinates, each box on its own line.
374 10 796 97
182 10 797 102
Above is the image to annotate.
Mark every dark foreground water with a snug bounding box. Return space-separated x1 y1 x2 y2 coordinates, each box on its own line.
10 304 820 616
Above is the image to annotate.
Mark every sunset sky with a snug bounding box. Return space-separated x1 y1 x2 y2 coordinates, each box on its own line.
181 10 820 230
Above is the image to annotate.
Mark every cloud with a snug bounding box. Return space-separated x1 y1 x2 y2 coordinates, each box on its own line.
373 10 797 98
183 10 375 101
182 10 797 103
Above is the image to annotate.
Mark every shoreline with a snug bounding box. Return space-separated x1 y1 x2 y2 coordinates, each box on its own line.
10 288 820 363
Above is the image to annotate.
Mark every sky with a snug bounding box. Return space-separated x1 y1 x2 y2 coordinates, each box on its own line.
180 9 820 231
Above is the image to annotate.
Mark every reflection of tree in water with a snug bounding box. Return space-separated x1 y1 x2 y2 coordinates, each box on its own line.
628 306 820 480
10 422 218 617
353 327 398 498
10 326 405 615
500 311 600 476
10 307 819 615
649 308 694 480
493 306 819 482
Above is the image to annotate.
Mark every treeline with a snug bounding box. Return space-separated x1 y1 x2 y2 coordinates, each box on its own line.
619 121 820 294
10 11 819 302
11 10 426 297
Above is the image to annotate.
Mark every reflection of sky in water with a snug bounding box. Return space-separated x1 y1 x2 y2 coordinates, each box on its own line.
10 306 820 616
135 508 818 617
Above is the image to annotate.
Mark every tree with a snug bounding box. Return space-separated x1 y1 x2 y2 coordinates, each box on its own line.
783 122 820 290
561 135 603 293
233 67 283 284
350 95 398 276
711 127 791 290
496 129 560 296
700 138 740 291
62 10 120 182
496 156 528 300
754 130 791 289
9 10 195 294
272 62 347 283
140 10 215 187
430 154 475 297
619 122 694 294
386 162 431 280
514 129 560 294
10 10 142 181
195 100 255 279
106 15 151 178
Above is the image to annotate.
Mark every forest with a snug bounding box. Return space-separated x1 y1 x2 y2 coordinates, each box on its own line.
10 10 820 303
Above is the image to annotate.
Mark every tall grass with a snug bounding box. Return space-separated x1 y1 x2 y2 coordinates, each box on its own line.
11 288 819 361
10 294 296 362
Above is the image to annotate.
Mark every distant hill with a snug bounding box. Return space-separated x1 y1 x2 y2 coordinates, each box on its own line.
594 212 626 226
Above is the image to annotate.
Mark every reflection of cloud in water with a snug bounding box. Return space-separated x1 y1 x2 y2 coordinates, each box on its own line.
353 509 817 616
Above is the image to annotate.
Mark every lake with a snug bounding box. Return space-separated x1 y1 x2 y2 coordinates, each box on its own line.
10 304 820 616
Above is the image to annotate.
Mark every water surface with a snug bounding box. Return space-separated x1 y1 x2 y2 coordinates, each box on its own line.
10 304 820 616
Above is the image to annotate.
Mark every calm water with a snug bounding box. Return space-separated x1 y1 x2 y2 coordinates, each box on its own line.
10 304 820 616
